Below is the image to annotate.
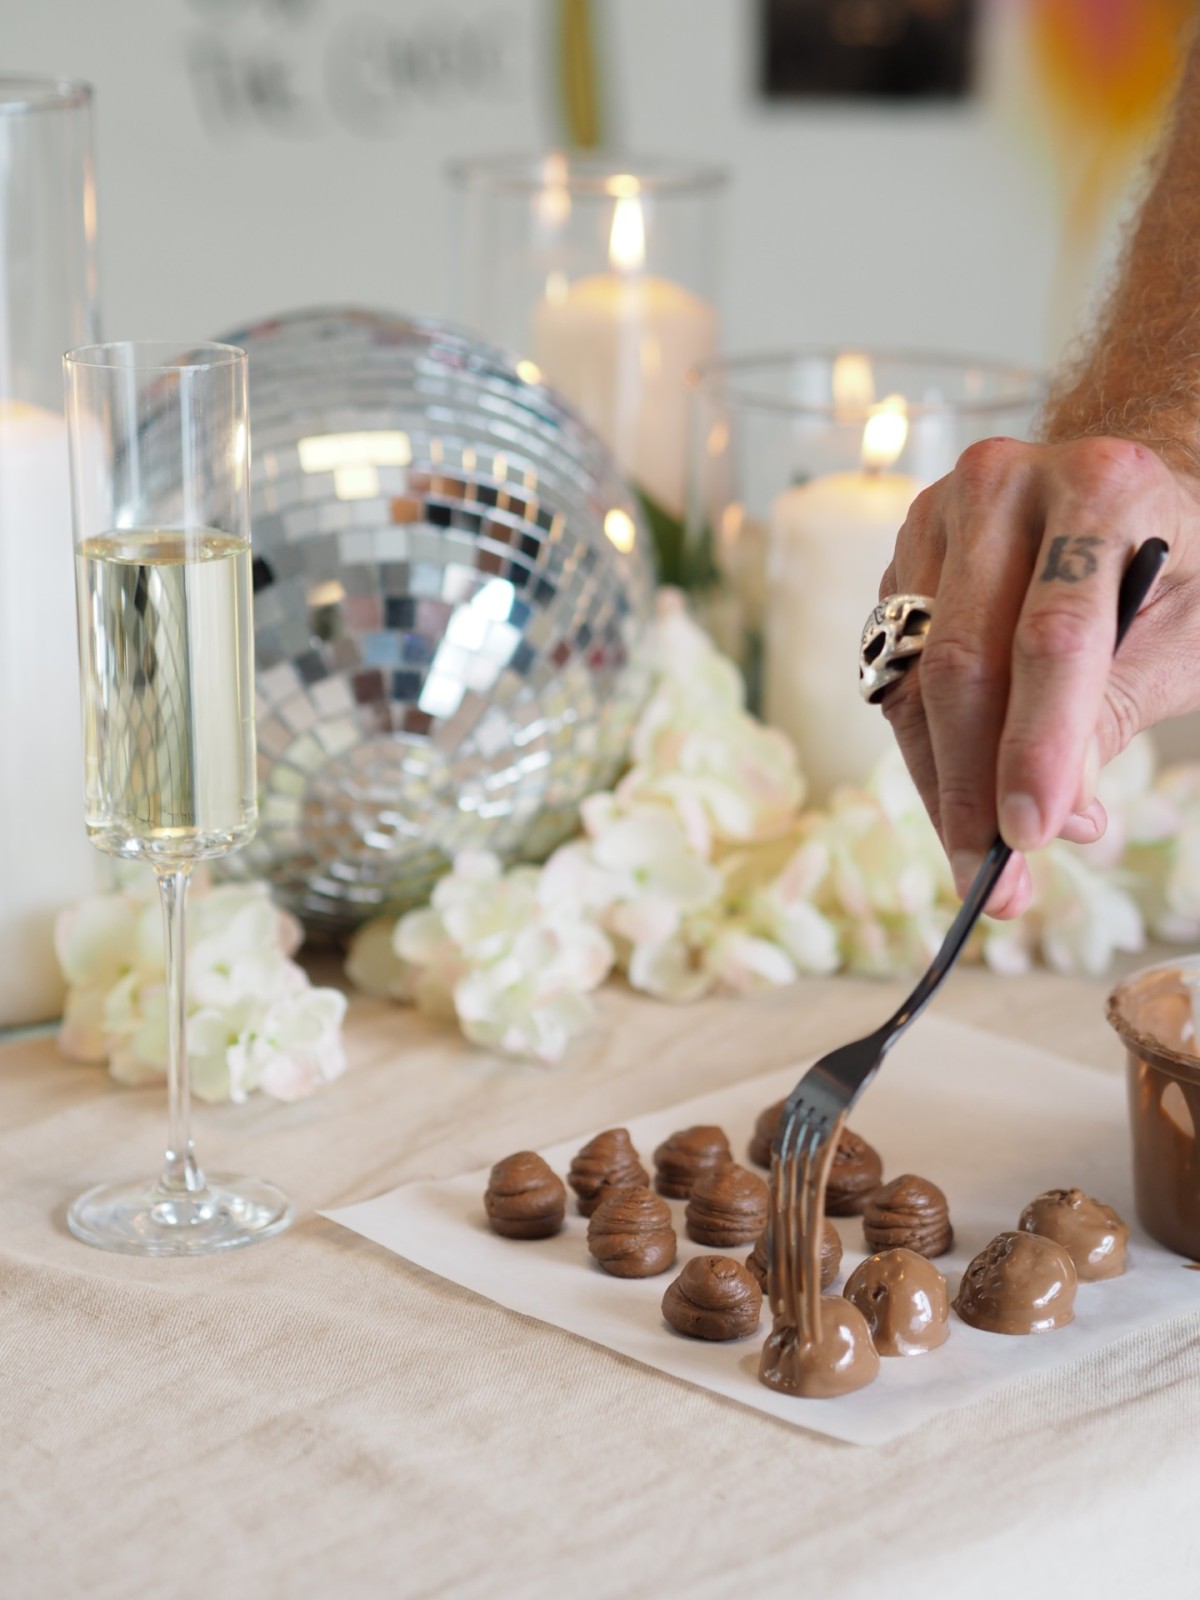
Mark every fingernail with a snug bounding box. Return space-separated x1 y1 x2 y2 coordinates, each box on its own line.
950 851 983 897
999 792 1043 852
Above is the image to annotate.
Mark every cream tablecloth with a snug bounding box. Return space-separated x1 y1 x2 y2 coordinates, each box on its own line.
3 962 1199 1600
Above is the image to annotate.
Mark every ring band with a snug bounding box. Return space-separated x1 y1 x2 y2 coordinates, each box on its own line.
859 593 936 705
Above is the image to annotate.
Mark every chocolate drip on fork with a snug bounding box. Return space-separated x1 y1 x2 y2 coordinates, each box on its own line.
762 1112 842 1385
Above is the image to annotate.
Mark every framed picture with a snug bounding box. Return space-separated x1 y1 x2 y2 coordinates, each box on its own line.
760 0 977 101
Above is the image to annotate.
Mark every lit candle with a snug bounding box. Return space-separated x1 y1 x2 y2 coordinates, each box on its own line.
531 182 717 521
0 401 97 1025
764 396 924 800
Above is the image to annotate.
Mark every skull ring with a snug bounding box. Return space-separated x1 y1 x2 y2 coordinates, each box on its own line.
858 594 936 705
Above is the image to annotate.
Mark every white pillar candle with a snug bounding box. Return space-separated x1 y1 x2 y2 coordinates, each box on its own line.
531 195 717 521
0 402 97 1026
764 405 923 801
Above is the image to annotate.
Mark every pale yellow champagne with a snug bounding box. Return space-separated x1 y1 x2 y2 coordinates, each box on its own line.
75 529 257 862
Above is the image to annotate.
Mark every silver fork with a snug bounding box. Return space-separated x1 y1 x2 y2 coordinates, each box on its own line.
769 536 1169 1336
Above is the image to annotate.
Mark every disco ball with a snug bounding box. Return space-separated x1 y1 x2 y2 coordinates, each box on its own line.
215 308 656 934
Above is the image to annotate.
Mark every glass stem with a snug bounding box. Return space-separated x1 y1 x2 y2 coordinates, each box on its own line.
156 865 205 1195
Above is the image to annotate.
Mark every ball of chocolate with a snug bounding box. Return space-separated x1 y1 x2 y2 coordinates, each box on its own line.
662 1255 762 1341
568 1128 650 1217
825 1128 884 1216
686 1163 769 1247
862 1173 953 1258
653 1125 732 1199
1018 1188 1130 1281
844 1247 950 1356
745 1221 842 1292
484 1152 567 1239
954 1230 1077 1334
587 1185 677 1278
748 1099 785 1168
758 1296 880 1398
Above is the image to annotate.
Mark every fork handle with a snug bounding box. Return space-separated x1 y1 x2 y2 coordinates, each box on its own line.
884 535 1169 1042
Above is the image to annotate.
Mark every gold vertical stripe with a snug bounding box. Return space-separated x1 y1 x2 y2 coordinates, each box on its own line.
559 0 601 148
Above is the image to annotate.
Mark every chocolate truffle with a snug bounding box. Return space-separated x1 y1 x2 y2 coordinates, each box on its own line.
568 1128 650 1217
653 1125 732 1199
748 1099 785 1168
862 1173 953 1258
587 1185 677 1278
484 1152 567 1239
844 1247 950 1356
686 1163 769 1247
954 1230 1077 1334
758 1296 880 1398
1018 1188 1130 1281
662 1255 762 1341
824 1128 884 1216
746 1221 842 1293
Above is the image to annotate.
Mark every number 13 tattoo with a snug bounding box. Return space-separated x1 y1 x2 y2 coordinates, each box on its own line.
1039 534 1104 583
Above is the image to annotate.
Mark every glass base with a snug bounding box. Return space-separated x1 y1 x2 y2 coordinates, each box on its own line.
67 1172 293 1256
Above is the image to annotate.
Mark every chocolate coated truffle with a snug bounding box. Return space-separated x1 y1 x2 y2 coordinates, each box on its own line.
654 1125 732 1199
686 1163 769 1247
954 1230 1077 1334
748 1099 785 1168
587 1185 677 1278
825 1128 884 1216
746 1221 842 1293
662 1255 762 1340
484 1152 567 1239
844 1247 950 1356
758 1296 880 1398
862 1173 953 1258
1018 1188 1130 1281
569 1128 650 1217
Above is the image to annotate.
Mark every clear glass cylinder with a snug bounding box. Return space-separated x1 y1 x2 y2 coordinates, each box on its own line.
448 153 725 583
687 350 1043 802
0 78 99 1027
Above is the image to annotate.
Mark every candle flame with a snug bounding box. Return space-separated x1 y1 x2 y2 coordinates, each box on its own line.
861 395 908 472
609 195 645 272
832 352 875 421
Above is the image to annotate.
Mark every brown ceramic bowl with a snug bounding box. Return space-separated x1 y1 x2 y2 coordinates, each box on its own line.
1107 958 1200 1259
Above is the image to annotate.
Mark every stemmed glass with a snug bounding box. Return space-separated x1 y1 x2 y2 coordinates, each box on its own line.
63 341 291 1254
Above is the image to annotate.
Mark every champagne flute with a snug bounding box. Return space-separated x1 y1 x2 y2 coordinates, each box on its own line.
63 341 291 1254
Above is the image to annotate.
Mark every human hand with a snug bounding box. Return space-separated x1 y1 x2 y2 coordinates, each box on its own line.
878 436 1199 918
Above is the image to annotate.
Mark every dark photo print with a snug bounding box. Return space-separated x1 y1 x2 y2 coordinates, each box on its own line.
760 0 977 100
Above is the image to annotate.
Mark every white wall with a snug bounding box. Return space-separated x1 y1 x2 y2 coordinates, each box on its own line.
0 0 1137 366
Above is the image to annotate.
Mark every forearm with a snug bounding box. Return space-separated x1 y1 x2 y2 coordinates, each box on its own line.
1043 34 1200 470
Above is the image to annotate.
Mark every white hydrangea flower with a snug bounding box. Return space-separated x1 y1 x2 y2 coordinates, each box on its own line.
345 915 409 999
619 705 802 858
626 931 714 1003
614 590 804 857
705 925 799 995
983 843 1145 978
228 986 348 1103
55 875 345 1104
389 850 614 1061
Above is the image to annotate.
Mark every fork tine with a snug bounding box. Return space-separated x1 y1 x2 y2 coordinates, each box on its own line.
793 1113 825 1324
768 1107 794 1321
781 1110 801 1326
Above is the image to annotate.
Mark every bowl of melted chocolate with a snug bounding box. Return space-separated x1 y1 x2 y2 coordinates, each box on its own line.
1107 957 1200 1258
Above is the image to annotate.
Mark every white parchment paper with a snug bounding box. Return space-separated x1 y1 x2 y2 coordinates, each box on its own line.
322 1015 1199 1445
